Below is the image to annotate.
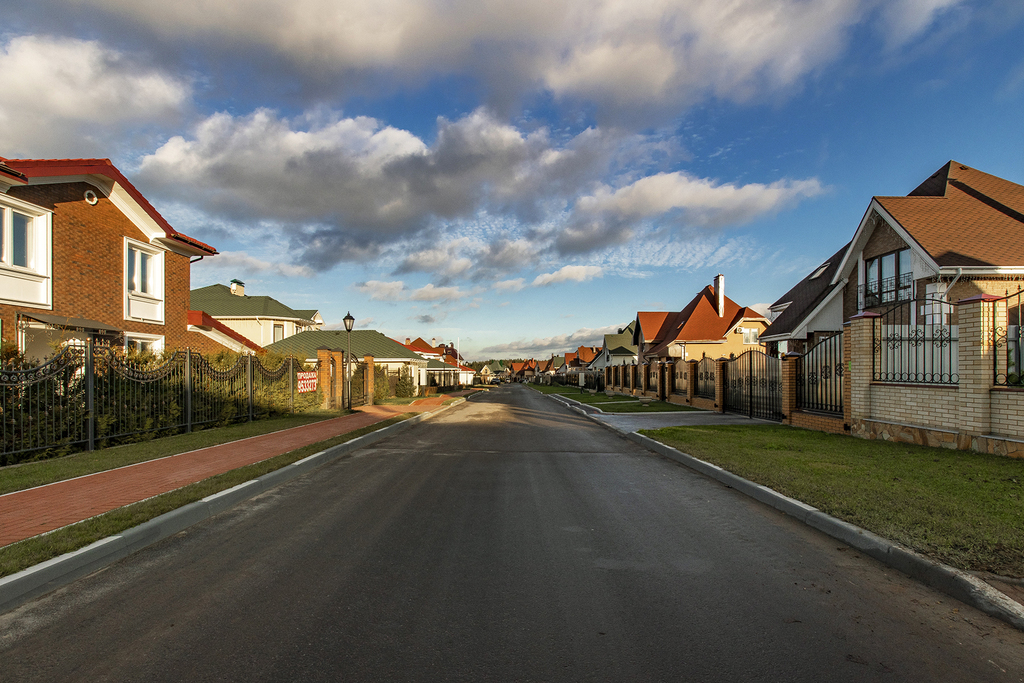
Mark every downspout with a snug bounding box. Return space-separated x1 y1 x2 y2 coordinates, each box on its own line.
943 268 963 301
189 255 204 264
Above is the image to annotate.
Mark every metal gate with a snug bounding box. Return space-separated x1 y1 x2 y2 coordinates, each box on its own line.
725 350 783 421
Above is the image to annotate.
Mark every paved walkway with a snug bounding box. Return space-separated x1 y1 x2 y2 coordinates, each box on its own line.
0 394 473 548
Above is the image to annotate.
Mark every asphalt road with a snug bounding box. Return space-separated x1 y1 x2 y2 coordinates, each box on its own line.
2 385 1023 682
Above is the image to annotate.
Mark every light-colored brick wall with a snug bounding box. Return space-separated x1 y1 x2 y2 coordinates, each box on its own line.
867 383 958 430
990 390 1024 440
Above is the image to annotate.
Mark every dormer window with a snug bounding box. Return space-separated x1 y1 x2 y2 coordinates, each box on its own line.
809 263 829 279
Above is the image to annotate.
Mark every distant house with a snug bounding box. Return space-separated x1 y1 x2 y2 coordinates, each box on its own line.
633 274 769 362
0 156 222 360
589 321 638 370
266 328 426 380
190 280 322 348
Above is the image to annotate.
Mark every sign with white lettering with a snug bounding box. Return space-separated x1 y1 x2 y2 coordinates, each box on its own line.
297 371 318 393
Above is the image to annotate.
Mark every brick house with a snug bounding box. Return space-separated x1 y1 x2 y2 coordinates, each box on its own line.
633 274 769 362
0 156 231 360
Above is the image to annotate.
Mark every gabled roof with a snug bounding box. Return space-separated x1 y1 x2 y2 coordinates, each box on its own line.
641 286 767 356
0 156 216 256
187 310 264 353
575 346 600 364
190 284 317 322
266 329 426 362
837 162 1024 281
761 242 849 341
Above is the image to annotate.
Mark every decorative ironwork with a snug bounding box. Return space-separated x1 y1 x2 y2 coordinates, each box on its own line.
725 350 782 421
872 299 959 385
993 289 1024 386
695 358 715 399
796 332 843 414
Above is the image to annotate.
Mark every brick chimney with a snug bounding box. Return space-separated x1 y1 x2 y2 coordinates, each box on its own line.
714 274 725 317
230 279 245 296
405 337 411 345
431 337 437 348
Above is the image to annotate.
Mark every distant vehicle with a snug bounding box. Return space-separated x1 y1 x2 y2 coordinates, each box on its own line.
489 378 500 385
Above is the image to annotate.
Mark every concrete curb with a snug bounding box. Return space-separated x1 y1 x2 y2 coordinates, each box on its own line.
625 431 1024 632
0 400 464 615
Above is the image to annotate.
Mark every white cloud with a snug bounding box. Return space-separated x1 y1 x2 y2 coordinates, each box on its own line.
532 265 604 286
0 35 189 157
877 0 965 49
355 280 406 301
494 278 526 292
197 250 314 278
409 283 467 302
479 324 621 357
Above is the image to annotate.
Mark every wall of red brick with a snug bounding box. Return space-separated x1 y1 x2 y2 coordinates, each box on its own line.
0 182 208 353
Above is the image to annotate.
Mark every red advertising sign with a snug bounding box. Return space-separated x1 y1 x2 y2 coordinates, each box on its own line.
297 371 318 393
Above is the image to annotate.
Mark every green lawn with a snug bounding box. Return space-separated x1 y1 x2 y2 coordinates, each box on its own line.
529 384 698 412
642 424 1024 577
0 413 415 579
0 411 343 495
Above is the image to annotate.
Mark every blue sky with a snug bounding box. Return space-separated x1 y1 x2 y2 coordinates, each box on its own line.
3 0 1023 360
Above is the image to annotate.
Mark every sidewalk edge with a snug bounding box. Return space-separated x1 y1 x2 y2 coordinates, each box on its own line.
0 400 463 615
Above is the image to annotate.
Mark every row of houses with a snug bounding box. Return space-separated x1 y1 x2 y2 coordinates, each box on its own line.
0 154 474 398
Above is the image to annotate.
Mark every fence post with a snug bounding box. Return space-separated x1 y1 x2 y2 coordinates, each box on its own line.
956 294 999 446
85 338 95 452
331 350 345 410
364 355 375 405
185 348 193 433
247 353 253 422
686 360 697 404
714 358 727 412
781 353 799 425
289 357 294 414
847 312 879 437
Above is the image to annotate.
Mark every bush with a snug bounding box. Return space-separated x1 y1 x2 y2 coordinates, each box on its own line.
396 366 415 398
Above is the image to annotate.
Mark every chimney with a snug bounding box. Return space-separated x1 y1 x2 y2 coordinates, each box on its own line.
229 279 245 296
714 274 725 317
405 337 411 345
431 337 437 348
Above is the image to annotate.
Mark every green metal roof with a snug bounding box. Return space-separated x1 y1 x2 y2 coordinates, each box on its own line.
190 284 315 322
265 329 425 362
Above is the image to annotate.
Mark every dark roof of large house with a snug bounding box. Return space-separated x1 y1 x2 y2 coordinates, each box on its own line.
265 329 425 361
191 284 316 322
762 242 850 341
876 161 1024 267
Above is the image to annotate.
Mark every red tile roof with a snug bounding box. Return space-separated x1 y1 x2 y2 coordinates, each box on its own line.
0 157 217 255
641 286 767 356
187 310 264 353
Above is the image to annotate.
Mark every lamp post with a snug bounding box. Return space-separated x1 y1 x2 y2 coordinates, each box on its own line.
343 311 355 410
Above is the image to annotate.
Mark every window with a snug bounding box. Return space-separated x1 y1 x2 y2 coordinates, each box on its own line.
273 324 284 343
742 328 759 344
124 238 165 323
0 198 52 309
864 249 912 307
126 333 164 355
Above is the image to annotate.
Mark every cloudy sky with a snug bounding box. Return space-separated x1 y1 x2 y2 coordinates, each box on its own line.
3 1 1023 359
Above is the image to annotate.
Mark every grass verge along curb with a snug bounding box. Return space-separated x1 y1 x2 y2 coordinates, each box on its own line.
0 399 464 614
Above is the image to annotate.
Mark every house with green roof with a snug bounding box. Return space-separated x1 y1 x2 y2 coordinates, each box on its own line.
190 280 323 348
588 321 638 371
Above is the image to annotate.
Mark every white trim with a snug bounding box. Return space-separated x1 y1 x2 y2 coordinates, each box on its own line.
833 199 942 286
123 236 165 325
0 195 52 309
124 332 164 354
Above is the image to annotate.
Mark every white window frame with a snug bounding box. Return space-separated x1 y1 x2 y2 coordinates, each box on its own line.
742 327 760 345
124 237 165 324
0 195 52 309
125 332 164 355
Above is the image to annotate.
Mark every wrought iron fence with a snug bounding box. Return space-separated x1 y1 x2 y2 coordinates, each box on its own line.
1 342 314 465
993 288 1024 387
695 357 715 399
725 351 783 421
873 299 958 384
796 332 843 414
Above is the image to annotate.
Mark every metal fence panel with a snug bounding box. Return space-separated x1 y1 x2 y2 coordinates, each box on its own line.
725 351 783 421
873 299 958 384
696 358 715 399
796 333 843 414
994 289 1024 387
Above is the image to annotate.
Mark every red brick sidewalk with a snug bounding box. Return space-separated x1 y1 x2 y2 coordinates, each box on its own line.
0 394 474 548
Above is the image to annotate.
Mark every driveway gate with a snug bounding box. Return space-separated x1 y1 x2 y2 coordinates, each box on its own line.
725 350 783 421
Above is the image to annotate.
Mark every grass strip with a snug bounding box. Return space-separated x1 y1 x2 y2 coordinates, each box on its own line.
0 413 415 579
0 411 344 496
642 424 1024 577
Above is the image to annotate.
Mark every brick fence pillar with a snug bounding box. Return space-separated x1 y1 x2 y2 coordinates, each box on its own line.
956 295 999 444
848 312 879 436
781 353 799 424
714 358 727 412
686 359 697 404
316 348 333 409
364 355 375 405
331 350 345 410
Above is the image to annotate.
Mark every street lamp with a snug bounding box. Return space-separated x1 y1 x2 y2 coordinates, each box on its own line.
343 312 355 410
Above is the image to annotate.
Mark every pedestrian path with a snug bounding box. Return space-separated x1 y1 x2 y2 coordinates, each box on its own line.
0 393 474 548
